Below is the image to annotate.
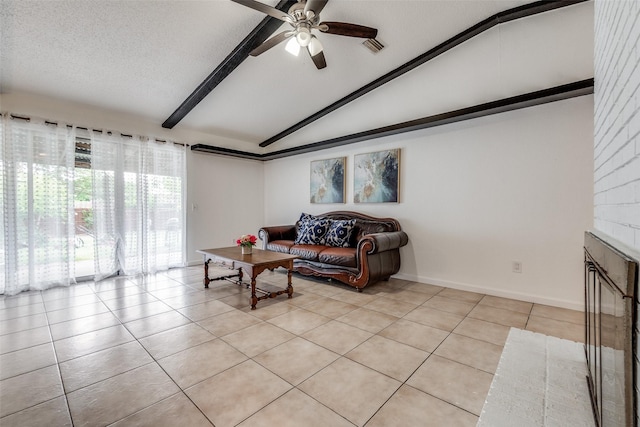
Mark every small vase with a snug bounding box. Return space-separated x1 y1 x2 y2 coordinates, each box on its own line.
241 245 252 255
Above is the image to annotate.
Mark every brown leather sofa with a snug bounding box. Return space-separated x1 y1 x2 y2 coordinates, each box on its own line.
258 211 409 291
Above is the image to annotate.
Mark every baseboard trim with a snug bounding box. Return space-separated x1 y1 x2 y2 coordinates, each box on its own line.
391 273 583 311
186 258 583 311
187 259 203 268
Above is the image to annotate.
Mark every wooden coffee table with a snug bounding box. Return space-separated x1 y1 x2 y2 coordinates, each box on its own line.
197 246 298 310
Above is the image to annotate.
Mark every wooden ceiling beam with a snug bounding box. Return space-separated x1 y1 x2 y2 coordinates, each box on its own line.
191 78 594 160
258 0 588 148
162 0 298 129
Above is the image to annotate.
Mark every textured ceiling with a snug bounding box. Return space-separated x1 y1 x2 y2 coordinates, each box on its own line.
0 0 593 154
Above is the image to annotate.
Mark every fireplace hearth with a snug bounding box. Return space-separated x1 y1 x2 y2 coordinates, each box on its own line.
584 231 639 427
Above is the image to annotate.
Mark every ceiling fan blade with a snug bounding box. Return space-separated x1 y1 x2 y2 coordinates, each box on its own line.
231 0 292 22
250 31 293 56
304 0 328 16
318 21 378 39
307 38 326 69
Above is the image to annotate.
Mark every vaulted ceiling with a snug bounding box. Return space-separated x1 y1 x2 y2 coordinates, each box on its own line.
0 0 593 158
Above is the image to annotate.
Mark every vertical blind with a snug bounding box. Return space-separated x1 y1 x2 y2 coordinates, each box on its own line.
1 114 186 295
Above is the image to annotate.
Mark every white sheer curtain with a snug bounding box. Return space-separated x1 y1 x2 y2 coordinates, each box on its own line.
1 113 186 295
91 132 186 280
1 115 76 295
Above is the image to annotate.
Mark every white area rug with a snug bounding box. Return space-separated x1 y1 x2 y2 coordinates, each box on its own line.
477 328 595 427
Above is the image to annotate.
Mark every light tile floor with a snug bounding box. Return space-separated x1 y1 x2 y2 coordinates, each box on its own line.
0 266 585 426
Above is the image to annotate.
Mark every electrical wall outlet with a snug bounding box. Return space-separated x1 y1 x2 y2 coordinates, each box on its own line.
512 261 522 273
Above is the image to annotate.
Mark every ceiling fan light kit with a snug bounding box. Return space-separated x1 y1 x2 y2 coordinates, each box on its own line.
231 0 378 69
308 36 323 56
285 37 301 56
295 26 312 46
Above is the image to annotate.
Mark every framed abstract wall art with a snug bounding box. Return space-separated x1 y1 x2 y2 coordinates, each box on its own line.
310 157 346 203
354 149 400 203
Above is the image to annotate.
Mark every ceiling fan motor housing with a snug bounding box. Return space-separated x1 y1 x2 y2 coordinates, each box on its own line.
287 2 320 47
288 2 306 19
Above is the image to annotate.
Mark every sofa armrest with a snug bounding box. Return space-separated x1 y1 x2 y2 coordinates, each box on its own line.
259 225 296 248
358 231 408 254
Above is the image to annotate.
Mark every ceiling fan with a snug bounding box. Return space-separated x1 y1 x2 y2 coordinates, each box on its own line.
231 0 378 69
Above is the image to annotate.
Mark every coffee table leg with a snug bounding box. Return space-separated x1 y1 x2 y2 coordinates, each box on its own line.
250 277 258 310
287 269 293 299
203 259 210 289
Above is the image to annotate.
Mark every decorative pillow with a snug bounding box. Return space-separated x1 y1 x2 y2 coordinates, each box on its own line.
295 212 316 235
295 213 331 245
297 212 315 224
324 219 356 248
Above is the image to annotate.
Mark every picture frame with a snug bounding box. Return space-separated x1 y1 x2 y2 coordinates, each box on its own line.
354 148 400 203
310 157 346 203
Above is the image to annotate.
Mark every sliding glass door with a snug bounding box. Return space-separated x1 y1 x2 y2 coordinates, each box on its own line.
90 132 186 280
1 114 186 295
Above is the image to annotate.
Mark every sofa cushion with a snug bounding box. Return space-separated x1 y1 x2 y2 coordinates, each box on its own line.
295 215 331 245
290 244 326 261
324 219 356 248
266 240 295 254
318 247 357 268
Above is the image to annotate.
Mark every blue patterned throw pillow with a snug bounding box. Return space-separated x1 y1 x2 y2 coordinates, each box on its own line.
295 213 331 245
296 212 316 233
298 212 315 224
324 219 356 248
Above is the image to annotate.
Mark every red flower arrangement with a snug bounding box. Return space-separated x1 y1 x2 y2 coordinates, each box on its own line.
236 234 257 248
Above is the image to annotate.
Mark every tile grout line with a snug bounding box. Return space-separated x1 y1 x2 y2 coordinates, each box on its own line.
1 272 585 425
29 296 74 424
94 273 217 426
192 293 349 425
44 272 211 426
354 290 485 424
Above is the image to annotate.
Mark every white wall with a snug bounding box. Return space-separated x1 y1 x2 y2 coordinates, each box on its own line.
0 92 259 153
186 152 264 265
264 96 594 309
593 0 640 251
